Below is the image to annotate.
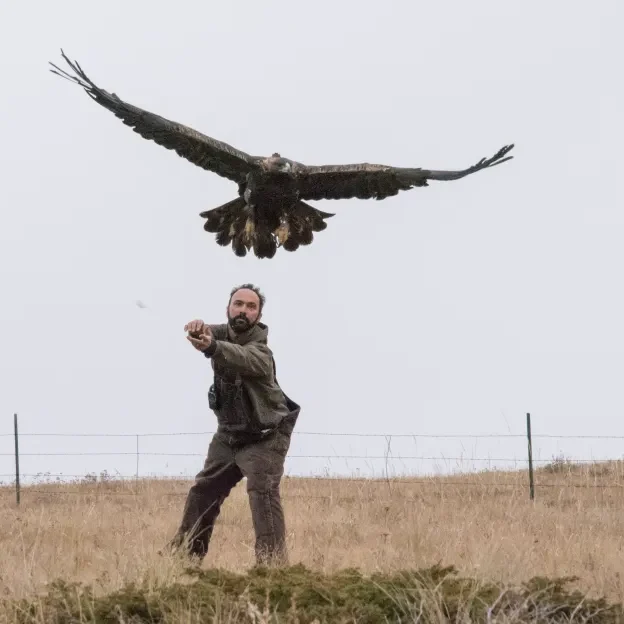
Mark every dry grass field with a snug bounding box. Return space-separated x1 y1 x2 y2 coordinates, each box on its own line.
1 459 624 622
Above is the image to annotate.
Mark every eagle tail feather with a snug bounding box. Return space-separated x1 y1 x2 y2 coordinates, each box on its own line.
201 198 333 257
200 197 245 232
200 197 249 256
201 197 280 259
279 201 334 253
253 227 278 259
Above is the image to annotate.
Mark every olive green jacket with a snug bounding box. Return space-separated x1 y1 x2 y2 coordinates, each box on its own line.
204 321 297 430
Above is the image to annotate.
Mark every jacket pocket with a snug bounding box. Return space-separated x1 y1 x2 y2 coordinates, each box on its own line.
213 376 254 432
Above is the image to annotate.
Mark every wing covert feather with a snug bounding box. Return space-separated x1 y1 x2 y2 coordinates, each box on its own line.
294 145 514 201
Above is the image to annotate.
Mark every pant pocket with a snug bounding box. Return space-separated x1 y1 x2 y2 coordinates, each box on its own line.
271 431 291 455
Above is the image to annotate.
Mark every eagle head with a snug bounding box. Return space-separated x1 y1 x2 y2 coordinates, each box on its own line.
264 153 292 174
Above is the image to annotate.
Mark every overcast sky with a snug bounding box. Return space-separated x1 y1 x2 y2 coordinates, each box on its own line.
0 0 621 483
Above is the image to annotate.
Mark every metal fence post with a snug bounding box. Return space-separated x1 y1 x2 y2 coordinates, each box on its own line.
14 413 20 506
527 412 535 500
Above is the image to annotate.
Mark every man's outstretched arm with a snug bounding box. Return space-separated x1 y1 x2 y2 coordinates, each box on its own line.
203 339 273 378
184 320 272 378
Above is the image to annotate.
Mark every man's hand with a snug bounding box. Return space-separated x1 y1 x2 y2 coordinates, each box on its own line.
184 319 208 338
187 330 213 352
185 319 213 352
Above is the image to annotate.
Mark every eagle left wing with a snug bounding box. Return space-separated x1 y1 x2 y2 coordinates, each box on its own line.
294 144 514 201
49 50 259 184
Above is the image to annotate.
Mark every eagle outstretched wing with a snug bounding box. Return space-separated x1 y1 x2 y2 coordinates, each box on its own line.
293 144 514 201
49 50 258 184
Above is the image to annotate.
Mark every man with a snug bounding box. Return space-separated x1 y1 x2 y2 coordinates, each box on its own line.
168 283 300 567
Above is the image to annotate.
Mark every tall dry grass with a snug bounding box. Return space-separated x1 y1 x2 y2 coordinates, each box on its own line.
1 459 624 608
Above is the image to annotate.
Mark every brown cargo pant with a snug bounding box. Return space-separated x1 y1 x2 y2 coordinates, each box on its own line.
170 427 292 566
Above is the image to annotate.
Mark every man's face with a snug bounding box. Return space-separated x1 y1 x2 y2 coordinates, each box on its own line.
227 288 261 333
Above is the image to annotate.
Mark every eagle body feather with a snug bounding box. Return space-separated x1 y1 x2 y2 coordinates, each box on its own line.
50 50 515 260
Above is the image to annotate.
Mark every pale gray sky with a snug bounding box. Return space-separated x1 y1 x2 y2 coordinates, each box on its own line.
0 0 621 483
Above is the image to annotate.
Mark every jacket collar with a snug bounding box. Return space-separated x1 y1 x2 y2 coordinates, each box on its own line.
226 321 268 346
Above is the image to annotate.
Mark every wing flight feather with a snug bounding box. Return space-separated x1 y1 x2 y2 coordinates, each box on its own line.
49 50 258 183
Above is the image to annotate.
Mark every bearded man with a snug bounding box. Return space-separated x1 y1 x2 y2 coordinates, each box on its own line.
168 283 300 566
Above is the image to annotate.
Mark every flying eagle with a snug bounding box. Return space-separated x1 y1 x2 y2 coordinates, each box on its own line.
50 50 514 259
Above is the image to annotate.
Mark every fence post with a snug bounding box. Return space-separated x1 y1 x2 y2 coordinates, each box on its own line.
526 412 535 501
136 435 139 483
14 413 20 506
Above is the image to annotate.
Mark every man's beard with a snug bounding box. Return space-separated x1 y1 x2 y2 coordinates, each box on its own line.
228 312 254 334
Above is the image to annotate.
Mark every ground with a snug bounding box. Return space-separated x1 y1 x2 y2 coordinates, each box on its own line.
1 461 623 622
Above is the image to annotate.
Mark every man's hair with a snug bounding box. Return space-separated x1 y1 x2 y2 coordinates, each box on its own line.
228 283 266 312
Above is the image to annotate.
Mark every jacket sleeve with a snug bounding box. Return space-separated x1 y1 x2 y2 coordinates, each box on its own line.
206 323 227 339
204 339 274 378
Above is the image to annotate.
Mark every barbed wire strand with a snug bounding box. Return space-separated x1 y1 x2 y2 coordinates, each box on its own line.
0 452 622 464
2 430 624 439
2 479 624 496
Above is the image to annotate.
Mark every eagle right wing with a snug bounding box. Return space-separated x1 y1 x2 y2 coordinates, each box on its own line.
50 50 259 184
294 144 514 201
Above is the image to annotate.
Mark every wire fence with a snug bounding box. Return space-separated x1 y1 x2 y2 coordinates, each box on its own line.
3 413 624 505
